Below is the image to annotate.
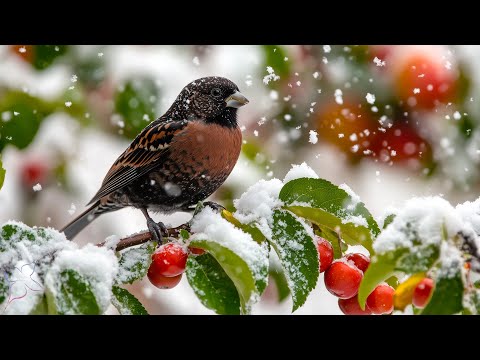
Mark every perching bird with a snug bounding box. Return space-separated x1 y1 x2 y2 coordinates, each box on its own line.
61 76 248 242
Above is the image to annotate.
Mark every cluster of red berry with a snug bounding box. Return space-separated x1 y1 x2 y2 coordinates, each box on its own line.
316 237 434 315
147 242 204 289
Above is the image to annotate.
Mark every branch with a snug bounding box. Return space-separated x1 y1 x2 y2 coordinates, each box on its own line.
97 223 191 252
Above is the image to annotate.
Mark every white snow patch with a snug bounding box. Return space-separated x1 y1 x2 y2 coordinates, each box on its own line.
373 57 386 66
32 183 42 192
309 130 318 144
283 162 319 183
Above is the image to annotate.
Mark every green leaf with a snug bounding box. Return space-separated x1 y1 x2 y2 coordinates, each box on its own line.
111 286 148 315
114 77 159 139
358 254 396 309
0 91 54 152
269 210 319 311
29 296 48 315
315 226 343 259
269 268 290 302
383 214 396 229
188 239 267 314
186 254 240 315
115 241 156 284
0 157 5 190
46 269 101 315
280 178 380 236
287 206 375 254
32 45 68 70
261 45 291 87
180 229 190 240
221 209 265 243
0 273 8 305
421 264 464 315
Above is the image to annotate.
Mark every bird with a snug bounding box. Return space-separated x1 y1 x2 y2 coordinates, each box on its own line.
61 76 248 243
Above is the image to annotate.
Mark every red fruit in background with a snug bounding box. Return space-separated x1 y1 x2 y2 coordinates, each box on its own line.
324 261 363 299
189 246 205 255
316 99 379 158
345 253 370 273
392 46 457 109
338 295 372 315
366 284 395 314
370 124 432 168
147 271 182 289
149 242 188 277
412 278 434 308
369 45 394 64
316 237 334 273
20 160 48 188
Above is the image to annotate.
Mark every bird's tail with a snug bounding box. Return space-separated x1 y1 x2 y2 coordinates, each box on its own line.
61 201 100 240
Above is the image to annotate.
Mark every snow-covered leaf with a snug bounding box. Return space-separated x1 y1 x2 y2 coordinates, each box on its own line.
188 238 264 314
393 272 426 310
115 241 156 285
221 209 265 243
111 286 148 315
186 253 240 315
269 267 290 302
0 275 8 305
269 210 318 311
281 178 379 253
46 269 101 315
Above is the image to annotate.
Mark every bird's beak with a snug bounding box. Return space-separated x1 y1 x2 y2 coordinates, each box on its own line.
225 91 249 108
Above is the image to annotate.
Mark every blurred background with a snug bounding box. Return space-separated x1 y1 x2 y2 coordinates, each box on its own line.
0 45 479 314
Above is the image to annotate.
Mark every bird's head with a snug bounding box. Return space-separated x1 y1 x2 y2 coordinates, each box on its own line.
172 76 249 128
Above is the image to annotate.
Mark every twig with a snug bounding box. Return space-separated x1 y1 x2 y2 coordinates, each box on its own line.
97 223 191 252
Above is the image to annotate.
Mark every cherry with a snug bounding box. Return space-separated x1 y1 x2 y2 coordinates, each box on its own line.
20 160 48 188
345 253 370 273
316 237 334 273
149 242 188 277
324 261 363 299
338 295 372 315
366 284 395 314
147 271 182 289
189 246 205 256
412 278 434 308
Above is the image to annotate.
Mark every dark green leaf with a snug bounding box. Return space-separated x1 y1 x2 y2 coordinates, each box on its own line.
116 241 156 284
269 210 319 311
189 238 267 314
186 254 240 315
114 78 159 139
111 286 148 315
421 264 464 315
47 269 101 315
32 45 68 70
0 273 8 305
0 91 53 152
180 229 190 240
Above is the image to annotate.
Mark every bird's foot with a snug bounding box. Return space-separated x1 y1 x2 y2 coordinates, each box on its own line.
202 201 226 213
146 219 167 245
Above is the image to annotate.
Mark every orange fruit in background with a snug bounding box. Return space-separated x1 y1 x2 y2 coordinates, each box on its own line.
10 45 34 64
391 46 457 109
315 99 379 158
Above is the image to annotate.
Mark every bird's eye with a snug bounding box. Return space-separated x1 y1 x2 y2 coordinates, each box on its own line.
211 88 222 98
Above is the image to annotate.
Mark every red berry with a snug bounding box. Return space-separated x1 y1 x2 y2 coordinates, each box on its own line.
147 271 182 289
324 261 363 299
338 295 372 315
366 284 395 314
150 242 188 277
189 247 205 256
20 160 48 187
345 253 370 273
412 278 434 308
316 237 334 273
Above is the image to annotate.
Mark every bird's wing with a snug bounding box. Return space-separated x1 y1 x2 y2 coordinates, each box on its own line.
87 119 189 205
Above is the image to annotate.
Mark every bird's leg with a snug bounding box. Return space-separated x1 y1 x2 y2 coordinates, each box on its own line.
141 208 166 244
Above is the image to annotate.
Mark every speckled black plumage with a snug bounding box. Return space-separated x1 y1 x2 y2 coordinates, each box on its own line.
62 76 248 241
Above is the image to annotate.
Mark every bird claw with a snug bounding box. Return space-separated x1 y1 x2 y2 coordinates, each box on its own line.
202 201 225 213
147 219 166 244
